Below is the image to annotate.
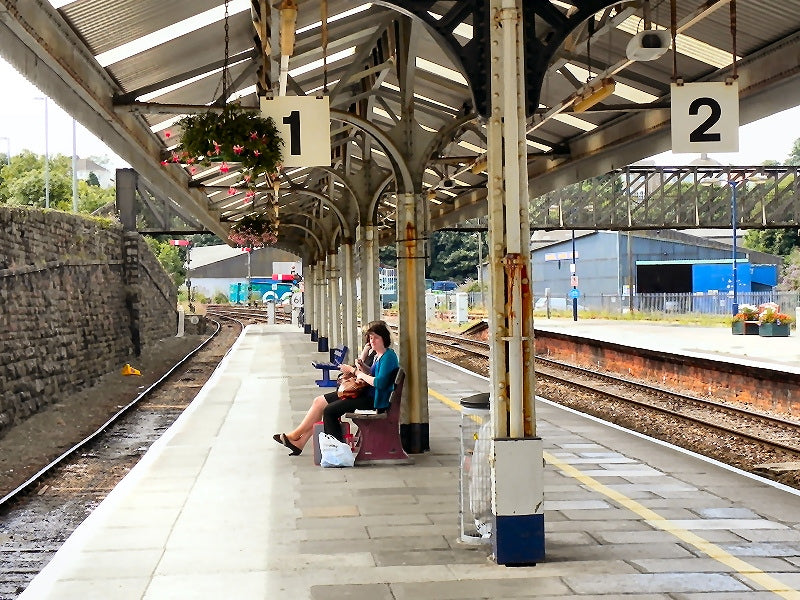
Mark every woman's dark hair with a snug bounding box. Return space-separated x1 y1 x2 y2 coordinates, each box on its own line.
365 321 391 348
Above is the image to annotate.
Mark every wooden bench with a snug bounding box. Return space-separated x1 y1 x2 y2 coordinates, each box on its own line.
345 368 413 465
311 345 348 387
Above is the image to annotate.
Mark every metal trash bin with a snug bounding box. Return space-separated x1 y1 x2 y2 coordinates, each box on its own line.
459 392 492 544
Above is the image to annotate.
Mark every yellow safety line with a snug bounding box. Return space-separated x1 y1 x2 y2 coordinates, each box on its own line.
429 387 800 600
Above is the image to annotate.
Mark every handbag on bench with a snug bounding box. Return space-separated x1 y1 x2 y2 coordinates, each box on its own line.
336 371 368 399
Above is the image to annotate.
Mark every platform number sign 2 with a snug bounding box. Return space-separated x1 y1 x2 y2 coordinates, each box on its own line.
670 82 739 154
260 96 331 167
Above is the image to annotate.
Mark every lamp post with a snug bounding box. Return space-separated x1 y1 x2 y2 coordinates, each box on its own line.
71 119 79 212
475 231 484 308
700 174 768 315
35 97 50 208
570 228 578 321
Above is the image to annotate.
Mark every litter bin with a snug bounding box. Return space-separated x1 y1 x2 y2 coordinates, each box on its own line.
459 392 492 544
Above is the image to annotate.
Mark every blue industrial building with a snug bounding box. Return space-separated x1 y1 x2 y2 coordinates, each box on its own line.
531 229 782 303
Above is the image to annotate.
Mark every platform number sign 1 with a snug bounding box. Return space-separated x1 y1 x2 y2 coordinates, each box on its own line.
260 96 331 167
670 82 739 153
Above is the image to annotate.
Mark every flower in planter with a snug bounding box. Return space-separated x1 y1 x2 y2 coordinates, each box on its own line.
168 104 283 183
228 213 278 248
758 307 793 326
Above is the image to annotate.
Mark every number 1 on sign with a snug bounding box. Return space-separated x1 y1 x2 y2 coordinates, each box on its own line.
283 110 301 156
260 96 331 167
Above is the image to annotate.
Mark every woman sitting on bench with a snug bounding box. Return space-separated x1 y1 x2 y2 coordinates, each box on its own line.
273 321 397 455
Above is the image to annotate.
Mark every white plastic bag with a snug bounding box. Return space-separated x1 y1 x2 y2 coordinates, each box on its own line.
319 432 355 468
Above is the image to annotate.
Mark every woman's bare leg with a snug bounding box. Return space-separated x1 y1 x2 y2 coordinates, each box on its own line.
286 395 327 449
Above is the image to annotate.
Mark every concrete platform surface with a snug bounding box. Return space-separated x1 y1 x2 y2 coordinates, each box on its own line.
19 324 800 599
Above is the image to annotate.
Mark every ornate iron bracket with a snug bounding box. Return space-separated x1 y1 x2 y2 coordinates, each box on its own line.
376 0 622 118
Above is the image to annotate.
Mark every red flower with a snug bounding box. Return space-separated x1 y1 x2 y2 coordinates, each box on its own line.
160 160 168 166
233 144 244 155
189 166 198 174
228 187 237 196
253 150 261 157
220 162 230 173
212 141 221 155
164 131 172 138
250 131 259 140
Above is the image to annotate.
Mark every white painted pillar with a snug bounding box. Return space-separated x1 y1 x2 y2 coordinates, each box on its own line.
486 0 543 565
360 224 380 325
396 191 430 453
342 242 359 354
328 251 341 349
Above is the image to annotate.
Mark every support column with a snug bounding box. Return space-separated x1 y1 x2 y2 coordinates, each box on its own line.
341 242 359 355
117 169 141 357
317 260 329 352
303 263 313 334
487 0 542 565
310 263 320 341
359 224 380 325
328 250 341 351
396 192 429 453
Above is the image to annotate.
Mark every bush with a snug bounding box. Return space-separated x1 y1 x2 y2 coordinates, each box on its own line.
212 292 229 304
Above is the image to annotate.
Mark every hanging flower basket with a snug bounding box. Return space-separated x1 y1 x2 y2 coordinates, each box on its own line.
228 213 279 248
166 104 283 179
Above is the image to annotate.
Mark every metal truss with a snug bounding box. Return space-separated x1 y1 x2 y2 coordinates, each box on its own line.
531 166 800 231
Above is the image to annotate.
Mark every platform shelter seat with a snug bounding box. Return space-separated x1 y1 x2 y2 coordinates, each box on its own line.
311 345 348 387
345 368 413 465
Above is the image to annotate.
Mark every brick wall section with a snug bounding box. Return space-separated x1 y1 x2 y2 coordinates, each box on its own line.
0 206 177 434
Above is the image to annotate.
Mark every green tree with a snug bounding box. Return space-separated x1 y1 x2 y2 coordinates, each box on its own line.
189 233 224 246
144 236 186 287
427 230 485 282
744 229 799 257
86 172 100 187
786 137 800 166
379 243 397 268
778 247 800 290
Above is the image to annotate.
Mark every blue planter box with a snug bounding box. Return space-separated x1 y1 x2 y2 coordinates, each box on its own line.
732 321 759 335
758 323 790 337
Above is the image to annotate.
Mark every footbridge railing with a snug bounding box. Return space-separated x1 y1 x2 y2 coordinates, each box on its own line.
531 166 800 231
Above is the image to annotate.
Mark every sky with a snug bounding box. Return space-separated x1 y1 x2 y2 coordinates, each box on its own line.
0 57 798 169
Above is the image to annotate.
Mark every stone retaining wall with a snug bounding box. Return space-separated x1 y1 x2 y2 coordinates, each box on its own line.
0 206 177 434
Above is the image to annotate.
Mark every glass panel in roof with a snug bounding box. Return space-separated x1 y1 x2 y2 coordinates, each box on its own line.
137 57 251 102
415 57 468 86
95 0 250 67
458 140 484 154
380 82 459 111
427 12 473 40
289 47 356 77
615 16 737 69
551 1 734 68
553 113 596 131
561 64 657 103
296 4 373 35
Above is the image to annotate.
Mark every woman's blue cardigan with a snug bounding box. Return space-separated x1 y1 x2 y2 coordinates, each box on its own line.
371 348 399 409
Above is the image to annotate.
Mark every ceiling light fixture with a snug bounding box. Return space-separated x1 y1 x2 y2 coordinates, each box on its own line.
573 78 616 113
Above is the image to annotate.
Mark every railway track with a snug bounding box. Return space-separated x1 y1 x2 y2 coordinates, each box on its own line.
425 327 800 485
0 317 239 598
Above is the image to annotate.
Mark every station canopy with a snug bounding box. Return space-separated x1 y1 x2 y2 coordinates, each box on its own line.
3 1 800 259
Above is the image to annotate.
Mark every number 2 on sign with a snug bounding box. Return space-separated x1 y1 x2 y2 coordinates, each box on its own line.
688 97 722 143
